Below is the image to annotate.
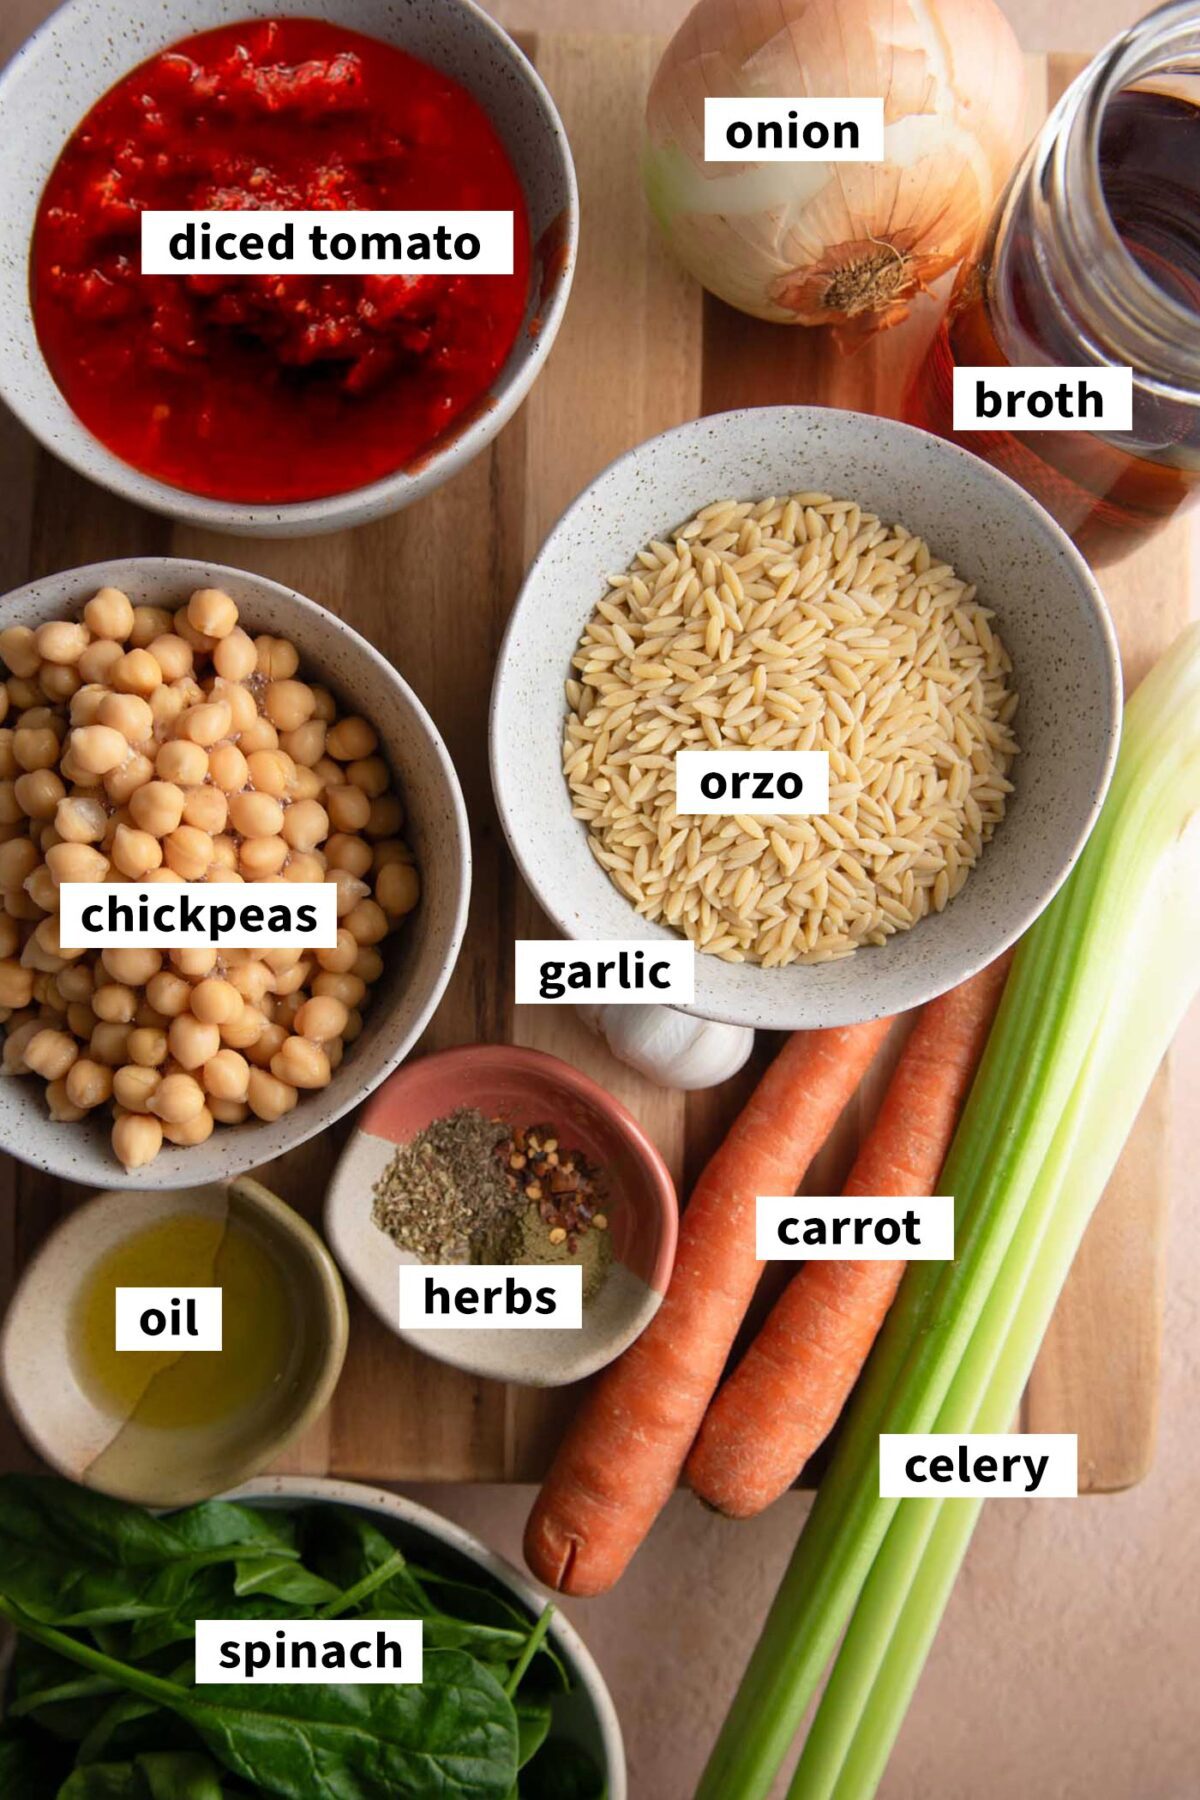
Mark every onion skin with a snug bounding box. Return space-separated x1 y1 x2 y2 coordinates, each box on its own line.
644 0 1026 330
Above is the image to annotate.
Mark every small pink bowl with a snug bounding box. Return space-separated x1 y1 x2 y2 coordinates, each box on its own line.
324 1046 677 1386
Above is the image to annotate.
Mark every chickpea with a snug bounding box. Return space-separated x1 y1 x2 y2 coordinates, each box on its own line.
377 861 421 917
0 837 39 888
366 796 404 839
227 960 272 1004
372 839 413 871
348 757 390 800
132 1000 168 1028
7 678 40 711
352 946 385 985
221 1004 267 1050
152 740 204 787
46 1078 87 1122
0 626 41 679
163 1106 214 1147
270 1035 331 1090
309 687 337 724
148 634 193 683
46 842 110 886
187 587 238 640
290 766 322 801
93 983 137 1024
191 978 243 1026
281 799 330 854
244 749 291 797
214 628 257 681
171 948 217 979
103 949 162 985
25 867 60 916
14 725 61 772
269 960 311 998
113 1113 163 1169
0 734 15 780
34 620 88 666
25 1028 79 1080
207 743 249 793
127 1026 168 1067
65 1058 113 1110
149 1070 206 1124
130 781 185 837
316 928 359 975
112 648 163 696
0 916 19 960
255 636 299 680
329 870 370 917
112 823 163 879
98 692 154 744
312 972 366 1008
280 721 325 767
247 1066 298 1121
326 786 372 834
324 832 371 877
240 836 289 879
15 768 65 821
246 1020 288 1067
183 786 228 836
0 781 22 826
79 639 125 685
70 685 108 727
40 664 81 704
168 1014 220 1070
150 685 188 732
56 795 107 844
103 753 154 807
67 1002 99 1038
84 586 135 641
69 724 128 777
179 700 231 748
2 1018 42 1071
238 715 279 755
56 963 94 1002
216 681 258 734
229 790 284 838
6 889 44 922
0 961 35 1009
113 1063 161 1109
326 716 378 761
264 680 315 732
174 614 217 655
90 1022 133 1067
210 834 238 872
209 1097 249 1125
284 853 325 885
163 825 213 882
202 1047 250 1102
294 995 348 1042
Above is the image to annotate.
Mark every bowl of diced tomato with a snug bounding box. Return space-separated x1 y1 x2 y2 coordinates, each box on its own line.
0 0 577 535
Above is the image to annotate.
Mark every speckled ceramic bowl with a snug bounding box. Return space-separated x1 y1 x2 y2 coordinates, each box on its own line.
231 1476 627 1798
0 558 470 1188
491 406 1122 1031
0 1178 348 1506
0 0 576 536
324 1045 678 1387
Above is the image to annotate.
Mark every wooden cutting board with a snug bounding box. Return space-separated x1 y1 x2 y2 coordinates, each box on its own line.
0 43 1178 1494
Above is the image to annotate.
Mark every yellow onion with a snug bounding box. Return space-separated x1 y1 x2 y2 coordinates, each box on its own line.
644 0 1026 333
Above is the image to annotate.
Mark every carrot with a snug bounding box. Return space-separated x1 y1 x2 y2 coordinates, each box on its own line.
684 955 1012 1520
523 1017 893 1595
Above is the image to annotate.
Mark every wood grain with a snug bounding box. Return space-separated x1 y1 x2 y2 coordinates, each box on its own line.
0 43 1182 1491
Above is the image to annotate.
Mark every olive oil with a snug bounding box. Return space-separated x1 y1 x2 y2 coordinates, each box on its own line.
71 1211 298 1432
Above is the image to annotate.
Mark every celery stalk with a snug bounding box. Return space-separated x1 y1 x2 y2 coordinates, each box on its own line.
699 623 1200 1800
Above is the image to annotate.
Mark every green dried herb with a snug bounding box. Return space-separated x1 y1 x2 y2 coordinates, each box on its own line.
371 1109 513 1263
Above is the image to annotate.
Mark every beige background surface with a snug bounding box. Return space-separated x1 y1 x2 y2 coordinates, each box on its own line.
2 0 1197 1794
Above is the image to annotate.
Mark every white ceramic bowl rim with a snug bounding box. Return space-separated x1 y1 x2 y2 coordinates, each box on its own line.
229 1474 627 1800
0 556 472 1188
490 405 1123 1030
0 0 578 535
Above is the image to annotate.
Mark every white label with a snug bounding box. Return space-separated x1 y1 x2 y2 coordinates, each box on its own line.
398 1265 583 1330
195 1619 423 1685
514 939 695 1004
675 751 829 816
755 1197 954 1261
879 1433 1078 1498
115 1287 223 1351
59 883 339 950
951 365 1133 432
704 98 884 162
142 211 513 275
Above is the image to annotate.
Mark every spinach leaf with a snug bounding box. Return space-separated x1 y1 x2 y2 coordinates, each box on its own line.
0 1480 301 1628
515 1697 552 1769
58 1765 140 1798
59 1755 233 1800
520 1739 607 1800
232 1557 340 1609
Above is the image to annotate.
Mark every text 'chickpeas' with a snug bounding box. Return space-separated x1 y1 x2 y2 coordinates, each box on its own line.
0 586 420 1168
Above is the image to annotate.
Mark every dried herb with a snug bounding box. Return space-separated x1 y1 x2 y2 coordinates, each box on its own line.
372 1110 514 1263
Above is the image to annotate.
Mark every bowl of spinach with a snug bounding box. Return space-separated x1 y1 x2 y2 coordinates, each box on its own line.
0 1473 623 1799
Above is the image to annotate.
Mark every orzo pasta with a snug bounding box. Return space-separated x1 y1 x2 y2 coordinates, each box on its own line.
562 494 1019 967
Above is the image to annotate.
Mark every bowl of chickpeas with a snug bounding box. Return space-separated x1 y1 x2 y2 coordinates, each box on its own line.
0 558 471 1187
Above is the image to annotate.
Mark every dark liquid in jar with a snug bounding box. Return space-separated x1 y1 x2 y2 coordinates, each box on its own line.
907 89 1200 563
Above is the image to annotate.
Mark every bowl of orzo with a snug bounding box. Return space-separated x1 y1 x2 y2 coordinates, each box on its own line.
490 407 1121 1030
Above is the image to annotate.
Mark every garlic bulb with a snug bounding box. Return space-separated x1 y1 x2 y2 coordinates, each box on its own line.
577 1004 754 1090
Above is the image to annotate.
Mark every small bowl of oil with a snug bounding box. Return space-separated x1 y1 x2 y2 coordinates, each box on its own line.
0 1177 348 1507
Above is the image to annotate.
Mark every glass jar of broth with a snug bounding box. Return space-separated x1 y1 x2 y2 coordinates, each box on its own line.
907 0 1200 564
